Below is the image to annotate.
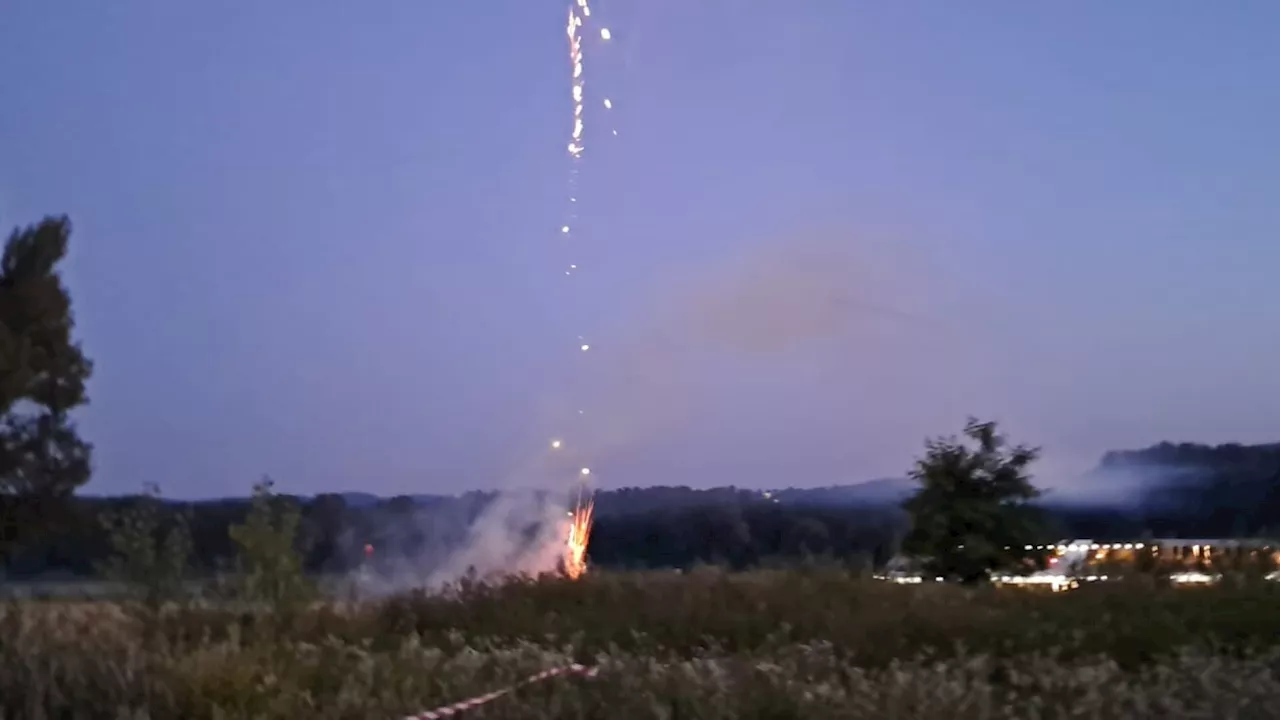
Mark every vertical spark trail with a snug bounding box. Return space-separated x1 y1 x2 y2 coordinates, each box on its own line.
557 0 613 579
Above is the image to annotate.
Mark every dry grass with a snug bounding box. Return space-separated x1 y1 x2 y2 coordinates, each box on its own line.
2 569 1279 719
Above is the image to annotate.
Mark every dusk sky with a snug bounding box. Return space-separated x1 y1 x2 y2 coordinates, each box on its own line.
2 2 1278 499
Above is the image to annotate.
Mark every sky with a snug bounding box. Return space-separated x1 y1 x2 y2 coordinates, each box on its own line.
1 2 1278 499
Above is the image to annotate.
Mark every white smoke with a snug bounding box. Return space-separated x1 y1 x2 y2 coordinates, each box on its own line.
553 235 969 486
424 489 569 586
343 487 573 597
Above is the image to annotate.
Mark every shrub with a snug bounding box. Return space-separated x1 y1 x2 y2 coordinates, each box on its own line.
96 483 193 611
226 478 316 616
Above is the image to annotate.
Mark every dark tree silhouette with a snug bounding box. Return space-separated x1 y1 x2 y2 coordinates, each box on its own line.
901 418 1047 584
0 216 93 561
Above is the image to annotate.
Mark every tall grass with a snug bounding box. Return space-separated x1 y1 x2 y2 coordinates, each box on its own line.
1 569 1279 719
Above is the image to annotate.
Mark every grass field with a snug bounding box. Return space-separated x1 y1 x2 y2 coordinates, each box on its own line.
3 568 1280 719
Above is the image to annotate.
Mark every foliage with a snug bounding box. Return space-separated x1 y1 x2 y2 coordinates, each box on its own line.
0 216 93 561
96 483 193 610
226 478 315 612
2 572 1280 718
902 418 1047 583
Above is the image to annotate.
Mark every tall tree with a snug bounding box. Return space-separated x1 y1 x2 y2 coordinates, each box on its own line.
901 418 1046 584
0 216 93 561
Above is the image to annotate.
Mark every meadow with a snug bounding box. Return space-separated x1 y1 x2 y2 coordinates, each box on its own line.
3 569 1280 719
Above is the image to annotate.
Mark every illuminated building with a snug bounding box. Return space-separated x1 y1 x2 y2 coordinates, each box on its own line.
881 538 1279 587
1033 538 1279 574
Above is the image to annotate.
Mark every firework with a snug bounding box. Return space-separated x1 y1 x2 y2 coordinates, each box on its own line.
563 493 594 580
565 6 585 159
555 0 615 578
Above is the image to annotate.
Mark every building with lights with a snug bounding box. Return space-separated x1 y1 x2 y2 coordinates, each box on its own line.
884 538 1279 587
1032 538 1279 575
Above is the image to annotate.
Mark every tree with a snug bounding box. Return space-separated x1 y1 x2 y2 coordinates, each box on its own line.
97 484 193 611
227 478 314 612
901 418 1047 584
301 493 348 573
0 216 93 561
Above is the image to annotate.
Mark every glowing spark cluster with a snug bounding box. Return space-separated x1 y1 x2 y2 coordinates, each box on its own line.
563 494 595 580
555 0 617 579
566 6 585 159
565 0 613 160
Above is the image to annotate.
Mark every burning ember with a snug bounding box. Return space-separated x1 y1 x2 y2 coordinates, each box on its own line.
563 494 594 580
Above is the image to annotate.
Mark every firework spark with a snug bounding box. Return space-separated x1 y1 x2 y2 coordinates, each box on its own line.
566 6 585 158
563 493 594 580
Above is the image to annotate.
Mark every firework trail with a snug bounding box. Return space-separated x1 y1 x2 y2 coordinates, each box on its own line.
556 0 614 578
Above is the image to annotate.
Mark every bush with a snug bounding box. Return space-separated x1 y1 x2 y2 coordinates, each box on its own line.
96 483 193 611
225 479 316 616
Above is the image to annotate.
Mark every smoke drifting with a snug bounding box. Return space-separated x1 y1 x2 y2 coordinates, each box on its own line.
424 489 569 586
558 236 979 488
347 488 573 596
672 242 945 356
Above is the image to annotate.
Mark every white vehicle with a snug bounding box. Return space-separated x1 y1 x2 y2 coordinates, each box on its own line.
1169 570 1221 585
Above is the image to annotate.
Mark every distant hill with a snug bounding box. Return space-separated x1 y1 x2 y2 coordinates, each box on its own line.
71 439 1280 539
127 483 915 514
1099 441 1280 470
337 492 452 508
1085 441 1280 536
770 478 913 507
337 492 381 508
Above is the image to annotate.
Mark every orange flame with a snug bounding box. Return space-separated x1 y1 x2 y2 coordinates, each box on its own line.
563 494 594 580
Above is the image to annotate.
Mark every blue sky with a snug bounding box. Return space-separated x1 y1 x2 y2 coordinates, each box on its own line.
2 2 1277 498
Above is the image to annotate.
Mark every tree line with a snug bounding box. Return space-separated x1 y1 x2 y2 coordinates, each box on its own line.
3 485 906 579
7 461 1277 583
